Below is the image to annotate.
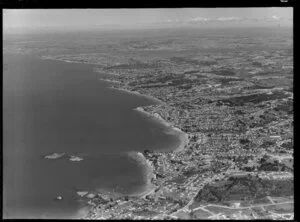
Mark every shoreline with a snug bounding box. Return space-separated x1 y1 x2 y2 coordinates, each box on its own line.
41 55 162 214
98 83 190 199
134 107 189 153
109 86 165 105
41 56 103 66
98 78 121 84
41 54 178 195
40 55 189 216
126 152 157 198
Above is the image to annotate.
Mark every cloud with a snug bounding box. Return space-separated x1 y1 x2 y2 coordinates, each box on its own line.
164 19 182 23
187 17 211 22
216 17 242 21
185 16 243 23
160 15 290 26
271 15 281 20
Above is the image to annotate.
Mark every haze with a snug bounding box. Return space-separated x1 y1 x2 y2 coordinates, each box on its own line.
3 8 293 33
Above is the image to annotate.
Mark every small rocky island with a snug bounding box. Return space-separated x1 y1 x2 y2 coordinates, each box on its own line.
69 156 84 162
44 153 84 162
44 153 65 159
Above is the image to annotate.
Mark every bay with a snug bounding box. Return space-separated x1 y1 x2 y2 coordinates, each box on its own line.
3 53 181 219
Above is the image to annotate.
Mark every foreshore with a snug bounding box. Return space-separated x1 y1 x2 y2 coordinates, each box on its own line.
134 106 189 153
41 56 102 66
126 151 156 198
87 100 190 202
98 78 121 84
42 55 189 216
109 86 165 104
98 85 190 200
106 85 190 199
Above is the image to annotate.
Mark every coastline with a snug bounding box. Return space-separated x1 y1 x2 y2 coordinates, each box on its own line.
41 56 102 66
97 85 190 200
126 151 156 198
109 86 165 105
134 107 189 153
40 55 189 215
104 84 190 197
6 27 294 220
98 78 121 84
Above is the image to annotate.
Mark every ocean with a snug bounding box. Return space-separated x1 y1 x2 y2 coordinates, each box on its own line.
3 53 182 218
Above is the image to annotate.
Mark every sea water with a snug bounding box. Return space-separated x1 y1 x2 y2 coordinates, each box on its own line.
3 53 182 218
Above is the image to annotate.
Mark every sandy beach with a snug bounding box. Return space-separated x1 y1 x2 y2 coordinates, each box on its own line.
102 74 189 154
124 118 189 199
98 78 121 84
109 86 165 104
75 77 190 209
134 107 189 153
172 130 189 152
121 105 190 199
125 151 156 198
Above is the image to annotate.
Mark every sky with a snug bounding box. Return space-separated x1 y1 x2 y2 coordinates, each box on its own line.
3 8 293 31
